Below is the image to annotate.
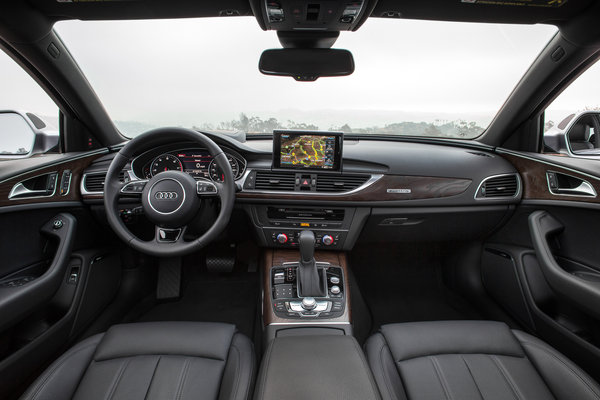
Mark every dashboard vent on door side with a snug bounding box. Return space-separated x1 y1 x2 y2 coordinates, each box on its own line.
316 174 369 192
254 171 296 191
83 171 128 193
476 174 519 198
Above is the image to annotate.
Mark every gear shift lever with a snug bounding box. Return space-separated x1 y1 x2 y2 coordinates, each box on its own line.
298 230 326 297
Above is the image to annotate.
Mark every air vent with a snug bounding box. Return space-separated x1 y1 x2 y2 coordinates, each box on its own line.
83 171 128 193
254 171 296 191
316 174 369 192
477 174 519 198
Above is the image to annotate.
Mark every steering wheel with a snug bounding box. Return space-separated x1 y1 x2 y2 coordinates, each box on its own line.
104 127 235 257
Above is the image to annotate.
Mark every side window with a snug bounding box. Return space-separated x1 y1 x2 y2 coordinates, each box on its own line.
0 49 59 157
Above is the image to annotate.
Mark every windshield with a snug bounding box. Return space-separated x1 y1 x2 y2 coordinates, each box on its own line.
55 17 557 139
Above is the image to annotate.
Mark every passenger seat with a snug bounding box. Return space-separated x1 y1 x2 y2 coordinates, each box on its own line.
365 320 600 400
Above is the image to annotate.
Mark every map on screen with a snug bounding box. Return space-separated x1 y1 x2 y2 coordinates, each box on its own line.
279 134 336 169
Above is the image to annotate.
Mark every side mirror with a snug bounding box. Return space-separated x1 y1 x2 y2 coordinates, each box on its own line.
259 48 355 81
565 112 600 156
0 111 58 158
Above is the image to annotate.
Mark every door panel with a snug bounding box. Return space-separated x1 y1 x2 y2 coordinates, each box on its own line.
0 152 121 399
483 150 600 382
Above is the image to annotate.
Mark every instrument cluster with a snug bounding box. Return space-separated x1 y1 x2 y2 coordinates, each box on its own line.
135 148 246 182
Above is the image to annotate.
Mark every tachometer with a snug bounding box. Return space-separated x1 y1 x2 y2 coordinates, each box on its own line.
209 155 239 182
151 154 183 176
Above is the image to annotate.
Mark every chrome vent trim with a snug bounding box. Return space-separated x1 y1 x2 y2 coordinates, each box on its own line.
81 171 128 195
475 173 521 199
316 174 370 192
239 169 383 196
254 171 296 191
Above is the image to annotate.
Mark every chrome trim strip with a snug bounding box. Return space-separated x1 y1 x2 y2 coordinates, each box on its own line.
546 171 597 198
8 172 58 200
238 169 383 196
474 173 521 200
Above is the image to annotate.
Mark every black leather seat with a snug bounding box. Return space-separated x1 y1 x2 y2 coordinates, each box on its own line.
365 320 600 400
20 322 255 400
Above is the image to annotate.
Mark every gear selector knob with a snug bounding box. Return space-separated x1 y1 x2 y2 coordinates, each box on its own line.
299 230 315 263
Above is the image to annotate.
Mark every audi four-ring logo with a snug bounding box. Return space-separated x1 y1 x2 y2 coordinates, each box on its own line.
154 191 179 200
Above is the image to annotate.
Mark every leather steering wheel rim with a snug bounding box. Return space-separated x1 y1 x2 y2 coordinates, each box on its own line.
103 127 235 257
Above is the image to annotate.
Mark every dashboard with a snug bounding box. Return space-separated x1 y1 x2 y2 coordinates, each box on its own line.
132 147 246 182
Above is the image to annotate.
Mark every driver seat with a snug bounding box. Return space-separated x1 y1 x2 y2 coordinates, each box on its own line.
19 322 255 400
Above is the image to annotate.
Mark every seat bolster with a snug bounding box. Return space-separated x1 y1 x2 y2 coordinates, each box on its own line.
94 321 236 361
218 333 256 400
364 333 408 400
19 334 103 400
513 330 600 400
380 321 524 362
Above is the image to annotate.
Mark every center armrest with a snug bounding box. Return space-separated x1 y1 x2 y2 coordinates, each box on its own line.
255 335 381 400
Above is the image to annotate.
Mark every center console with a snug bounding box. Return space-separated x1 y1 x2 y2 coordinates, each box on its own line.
262 248 352 340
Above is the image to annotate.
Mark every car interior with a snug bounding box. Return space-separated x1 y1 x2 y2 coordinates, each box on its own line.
2 1 600 399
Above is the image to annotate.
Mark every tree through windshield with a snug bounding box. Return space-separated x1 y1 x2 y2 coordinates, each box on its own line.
54 17 557 139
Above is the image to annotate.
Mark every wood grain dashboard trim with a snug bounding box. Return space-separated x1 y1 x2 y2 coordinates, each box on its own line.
0 152 104 207
238 174 472 202
501 152 600 203
262 249 351 326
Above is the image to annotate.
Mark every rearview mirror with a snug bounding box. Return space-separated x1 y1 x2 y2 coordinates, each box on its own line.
259 48 355 81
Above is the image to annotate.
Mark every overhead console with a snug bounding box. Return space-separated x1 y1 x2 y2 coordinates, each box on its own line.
254 0 375 32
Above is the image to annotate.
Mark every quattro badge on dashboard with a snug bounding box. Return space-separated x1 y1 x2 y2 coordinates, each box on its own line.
386 188 412 194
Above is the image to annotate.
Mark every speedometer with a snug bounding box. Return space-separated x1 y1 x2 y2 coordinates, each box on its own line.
209 155 239 182
151 154 183 176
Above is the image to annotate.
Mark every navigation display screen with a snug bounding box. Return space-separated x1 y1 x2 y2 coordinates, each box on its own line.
273 131 343 171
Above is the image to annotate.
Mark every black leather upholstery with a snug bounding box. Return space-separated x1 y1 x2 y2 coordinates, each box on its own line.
20 322 255 400
365 320 600 400
255 335 381 400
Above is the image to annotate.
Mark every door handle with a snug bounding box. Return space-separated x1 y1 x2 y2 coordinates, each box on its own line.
546 171 597 197
529 210 600 318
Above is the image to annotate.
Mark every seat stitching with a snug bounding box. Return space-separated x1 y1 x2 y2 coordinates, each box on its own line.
350 336 385 399
28 342 99 400
241 343 255 400
429 356 452 400
490 355 521 400
228 344 241 400
143 356 161 400
460 356 484 400
175 357 192 400
520 340 600 400
258 341 274 399
106 358 131 400
380 344 400 400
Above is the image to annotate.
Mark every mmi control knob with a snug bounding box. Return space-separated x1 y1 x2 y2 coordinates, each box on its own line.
276 233 288 244
301 297 317 311
322 234 334 246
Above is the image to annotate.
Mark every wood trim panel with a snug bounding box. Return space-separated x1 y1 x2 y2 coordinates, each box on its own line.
0 153 103 206
502 153 600 203
238 175 471 202
262 249 351 326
